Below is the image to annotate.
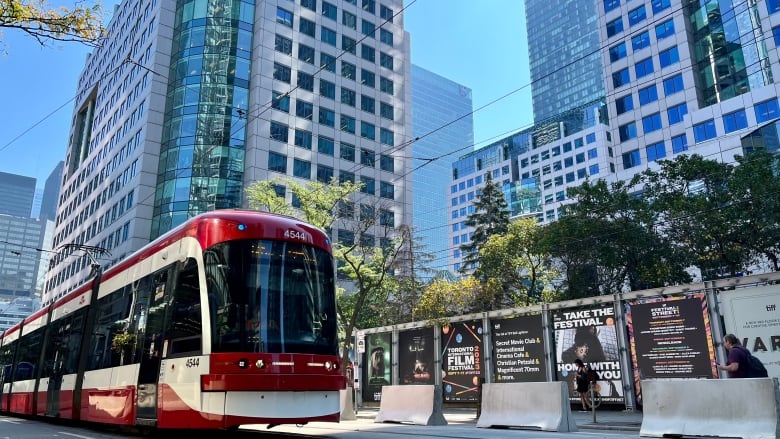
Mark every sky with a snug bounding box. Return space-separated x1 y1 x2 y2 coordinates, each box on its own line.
0 0 533 189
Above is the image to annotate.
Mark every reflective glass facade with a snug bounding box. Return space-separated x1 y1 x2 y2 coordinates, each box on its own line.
411 65 473 278
153 0 255 237
525 0 605 122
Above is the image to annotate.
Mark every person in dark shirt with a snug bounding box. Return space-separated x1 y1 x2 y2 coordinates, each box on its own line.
718 333 747 378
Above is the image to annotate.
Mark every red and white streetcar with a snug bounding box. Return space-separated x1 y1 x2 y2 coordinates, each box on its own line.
0 209 345 430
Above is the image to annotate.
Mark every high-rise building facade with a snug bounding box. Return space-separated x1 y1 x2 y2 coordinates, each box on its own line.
601 0 780 181
525 0 605 123
410 65 473 277
0 171 35 218
45 0 411 302
39 161 64 222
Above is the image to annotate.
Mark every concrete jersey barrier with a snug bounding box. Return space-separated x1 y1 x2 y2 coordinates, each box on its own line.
640 377 780 439
476 381 578 432
339 388 356 421
374 385 447 426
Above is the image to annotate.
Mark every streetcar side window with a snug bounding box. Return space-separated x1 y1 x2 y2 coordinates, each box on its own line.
168 258 202 356
89 285 134 370
15 327 43 380
0 341 16 384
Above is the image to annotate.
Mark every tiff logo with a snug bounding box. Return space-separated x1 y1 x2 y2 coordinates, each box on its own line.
767 304 776 312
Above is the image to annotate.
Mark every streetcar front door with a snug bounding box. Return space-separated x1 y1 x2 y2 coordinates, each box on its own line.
135 269 169 422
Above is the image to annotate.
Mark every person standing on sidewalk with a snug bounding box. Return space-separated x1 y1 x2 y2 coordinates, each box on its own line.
717 333 747 378
574 359 590 411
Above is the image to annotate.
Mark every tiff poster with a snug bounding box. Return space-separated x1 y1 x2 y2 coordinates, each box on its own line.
398 327 434 385
553 305 624 405
441 320 484 402
627 294 717 404
490 314 547 382
362 332 392 402
720 285 780 382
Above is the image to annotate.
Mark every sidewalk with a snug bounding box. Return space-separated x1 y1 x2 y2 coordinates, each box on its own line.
354 405 642 432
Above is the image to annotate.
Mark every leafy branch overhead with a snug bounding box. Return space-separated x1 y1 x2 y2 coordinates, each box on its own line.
0 0 105 47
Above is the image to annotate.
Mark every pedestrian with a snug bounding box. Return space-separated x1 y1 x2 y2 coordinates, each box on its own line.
717 333 747 378
574 359 590 411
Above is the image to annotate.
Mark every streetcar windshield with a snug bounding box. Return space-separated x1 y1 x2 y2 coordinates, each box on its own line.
205 239 337 355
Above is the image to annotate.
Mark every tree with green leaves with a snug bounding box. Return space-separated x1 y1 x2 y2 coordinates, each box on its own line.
459 172 510 278
726 151 780 272
641 154 749 280
1 0 105 48
478 217 560 306
414 277 489 327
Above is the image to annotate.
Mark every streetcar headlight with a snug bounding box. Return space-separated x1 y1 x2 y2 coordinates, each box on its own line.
325 361 332 370
238 358 249 369
256 359 265 369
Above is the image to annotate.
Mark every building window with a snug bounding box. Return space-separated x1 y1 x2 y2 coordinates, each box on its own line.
317 164 334 183
360 148 375 167
754 99 779 123
319 107 335 127
638 85 658 105
379 208 394 226
380 52 393 70
659 46 679 68
321 26 337 46
628 5 646 26
646 141 666 161
609 42 627 62
723 109 748 133
276 7 293 27
361 44 375 62
380 102 393 120
322 1 337 20
663 74 684 96
295 129 312 149
612 68 630 88
360 121 375 140
667 103 688 125
320 79 336 99
632 31 650 51
655 19 675 39
622 149 641 169
318 135 335 156
604 0 620 13
380 181 394 199
360 176 375 194
275 34 292 54
298 71 314 91
642 113 662 133
380 4 393 21
298 43 315 63
380 154 394 172
360 94 375 113
635 57 654 78
295 100 313 120
774 26 780 46
342 10 356 29
380 76 394 95
588 164 599 175
693 119 717 142
268 152 287 173
320 53 336 72
615 95 633 115
273 63 291 83
380 128 394 146
342 61 356 80
619 122 637 141
299 17 316 38
361 69 375 87
340 114 355 133
606 17 623 37
293 159 311 179
272 91 290 112
301 0 315 11
652 0 671 14
270 121 288 142
380 28 393 46
340 142 355 162
671 134 688 153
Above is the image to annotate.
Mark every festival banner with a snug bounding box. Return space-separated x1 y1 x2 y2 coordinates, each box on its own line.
718 285 780 381
490 314 547 382
398 327 434 385
362 332 392 402
553 305 623 405
627 294 717 404
441 320 483 402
